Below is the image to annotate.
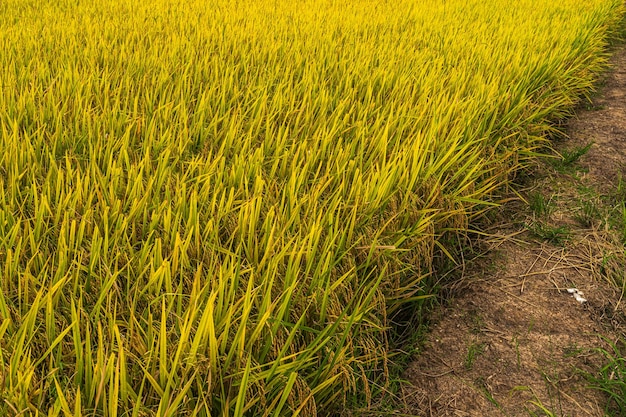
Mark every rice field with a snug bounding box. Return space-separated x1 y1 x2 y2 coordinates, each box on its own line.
0 0 623 415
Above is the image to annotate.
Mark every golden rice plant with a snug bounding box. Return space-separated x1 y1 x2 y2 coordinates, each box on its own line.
0 0 623 415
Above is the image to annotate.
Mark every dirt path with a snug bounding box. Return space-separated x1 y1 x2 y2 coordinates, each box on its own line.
400 48 626 416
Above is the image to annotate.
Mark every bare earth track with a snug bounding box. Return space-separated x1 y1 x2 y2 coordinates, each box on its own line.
401 48 626 416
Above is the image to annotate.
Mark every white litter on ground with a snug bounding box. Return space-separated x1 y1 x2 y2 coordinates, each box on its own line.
566 288 587 304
